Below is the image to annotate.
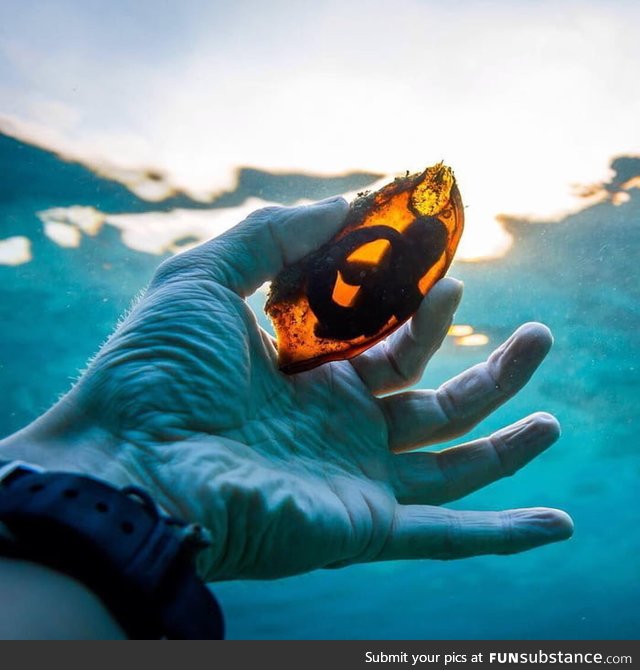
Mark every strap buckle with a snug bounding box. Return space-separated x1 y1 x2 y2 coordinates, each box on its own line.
0 460 45 486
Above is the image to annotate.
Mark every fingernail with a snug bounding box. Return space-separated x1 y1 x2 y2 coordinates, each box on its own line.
435 277 463 308
552 510 575 539
531 509 574 541
511 508 574 549
452 280 464 307
505 412 560 448
316 195 348 207
497 325 552 371
496 413 561 473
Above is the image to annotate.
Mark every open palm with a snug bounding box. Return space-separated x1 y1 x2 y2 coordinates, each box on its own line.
6 198 572 581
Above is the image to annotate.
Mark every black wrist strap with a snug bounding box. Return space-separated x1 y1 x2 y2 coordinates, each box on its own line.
0 460 224 639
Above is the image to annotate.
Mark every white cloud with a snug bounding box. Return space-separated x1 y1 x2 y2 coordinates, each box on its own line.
0 236 32 265
2 0 639 260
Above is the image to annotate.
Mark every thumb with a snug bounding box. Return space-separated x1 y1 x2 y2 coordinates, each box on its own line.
152 197 349 297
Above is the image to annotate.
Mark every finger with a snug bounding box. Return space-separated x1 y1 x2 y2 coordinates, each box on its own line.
152 197 349 296
392 412 560 505
351 277 463 394
376 505 573 561
382 322 553 452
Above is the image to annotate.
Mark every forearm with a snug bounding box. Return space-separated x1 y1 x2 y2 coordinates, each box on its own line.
0 428 128 639
0 441 227 639
0 413 131 639
0 556 125 639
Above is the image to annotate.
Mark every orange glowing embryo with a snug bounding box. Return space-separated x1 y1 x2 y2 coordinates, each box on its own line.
265 164 464 373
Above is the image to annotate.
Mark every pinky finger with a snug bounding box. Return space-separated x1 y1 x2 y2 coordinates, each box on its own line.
376 506 573 561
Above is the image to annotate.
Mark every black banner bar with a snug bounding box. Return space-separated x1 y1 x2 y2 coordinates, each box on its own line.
1 639 638 670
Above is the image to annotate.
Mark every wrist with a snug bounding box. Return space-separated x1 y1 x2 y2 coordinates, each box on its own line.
0 463 225 638
0 391 133 490
0 394 233 582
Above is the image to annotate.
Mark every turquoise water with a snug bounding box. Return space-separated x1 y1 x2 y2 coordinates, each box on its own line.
1 133 638 639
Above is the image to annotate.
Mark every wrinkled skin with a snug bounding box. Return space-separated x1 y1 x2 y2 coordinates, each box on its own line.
0 198 573 581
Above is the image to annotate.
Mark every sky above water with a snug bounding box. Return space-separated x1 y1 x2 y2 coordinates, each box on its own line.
1 0 639 259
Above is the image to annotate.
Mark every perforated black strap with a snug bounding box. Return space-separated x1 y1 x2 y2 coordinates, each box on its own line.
0 460 224 639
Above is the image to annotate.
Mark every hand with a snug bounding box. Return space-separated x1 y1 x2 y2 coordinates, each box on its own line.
0 197 573 580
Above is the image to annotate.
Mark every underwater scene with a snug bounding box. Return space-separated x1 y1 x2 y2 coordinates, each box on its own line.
1 0 639 640
1 132 638 639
